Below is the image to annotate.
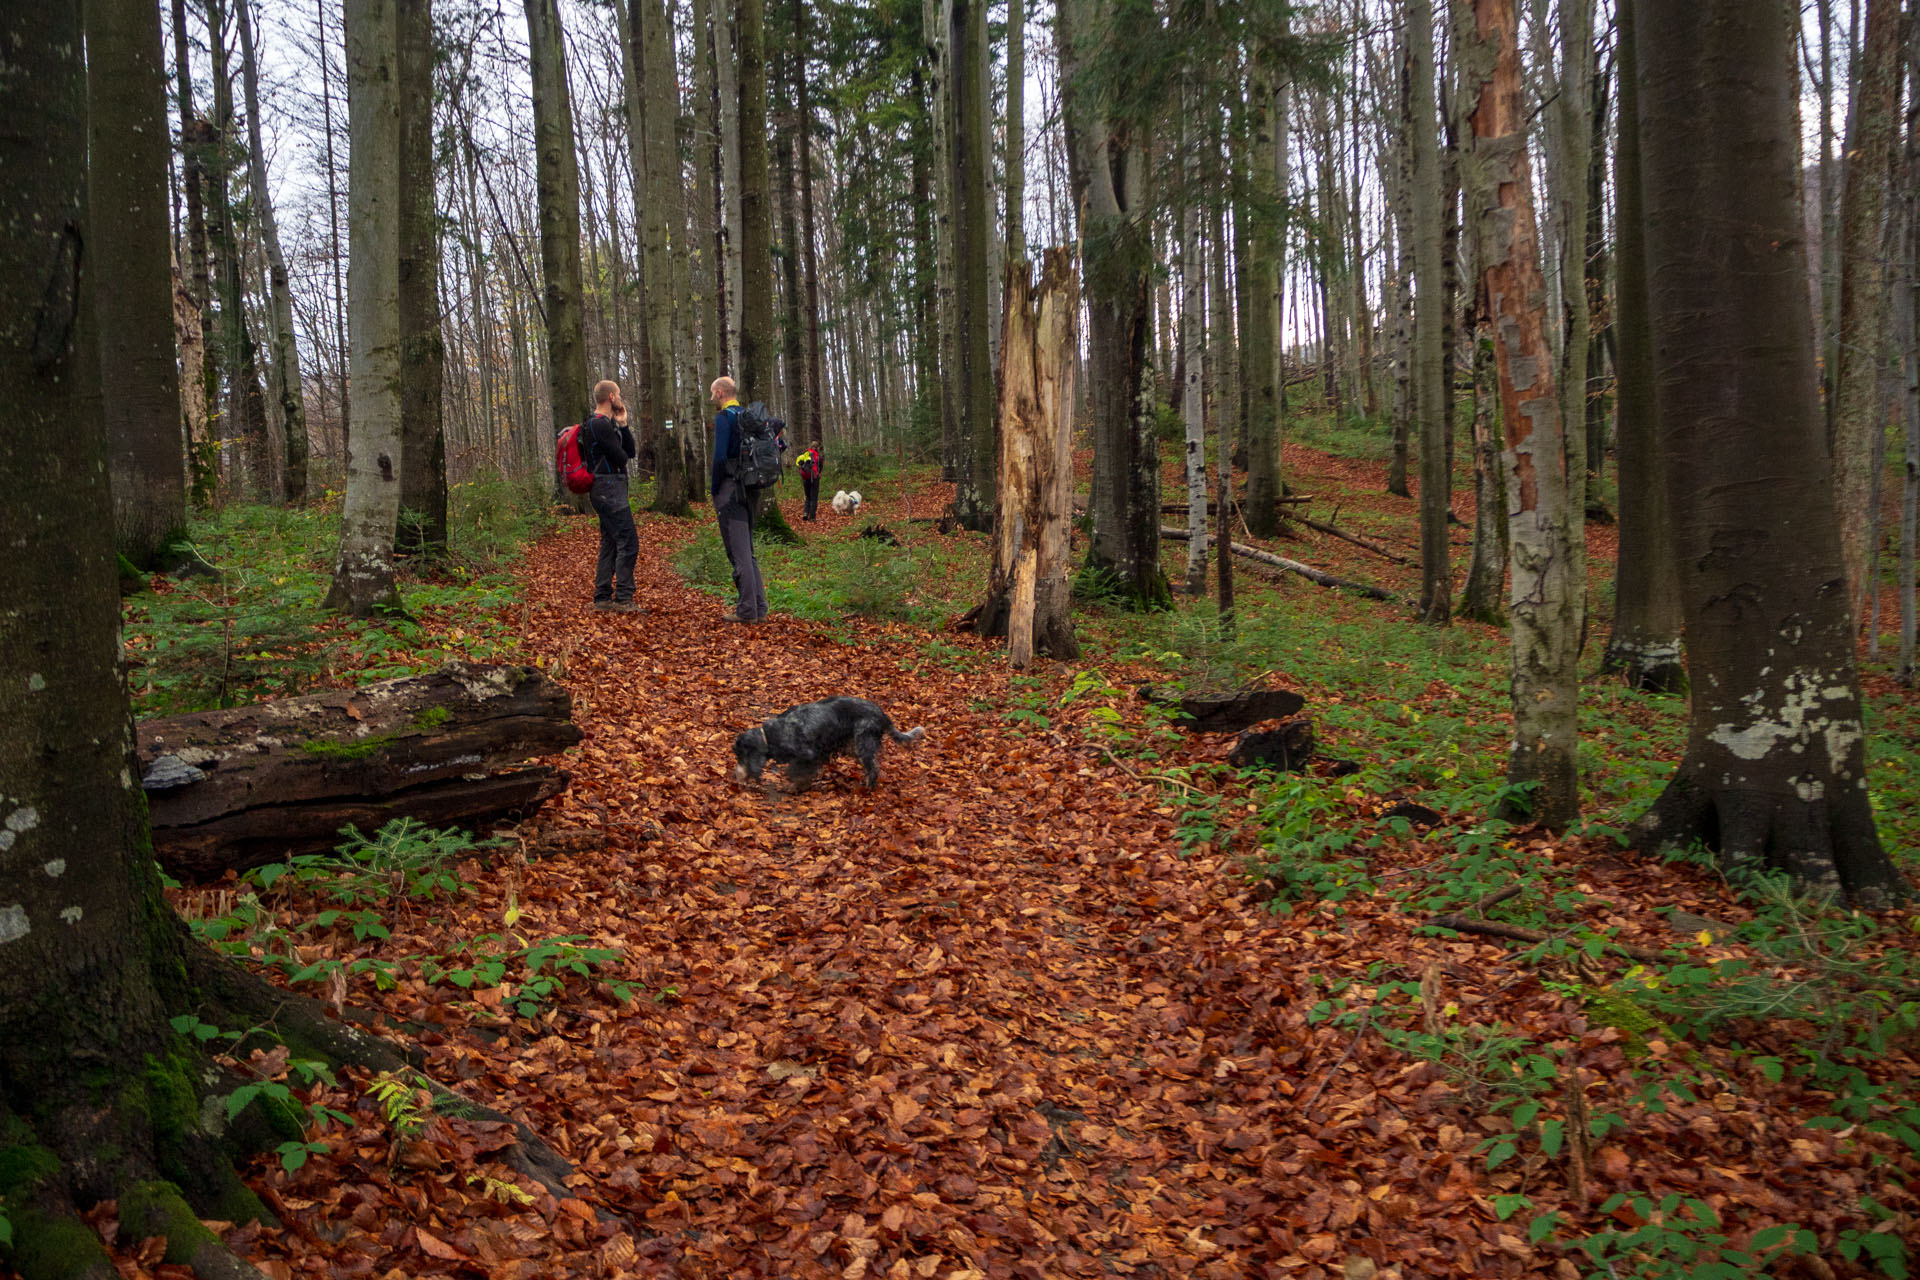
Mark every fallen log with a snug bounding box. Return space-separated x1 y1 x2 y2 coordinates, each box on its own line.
1159 527 1409 603
140 662 582 879
1295 515 1414 565
1228 717 1317 770
1140 685 1306 733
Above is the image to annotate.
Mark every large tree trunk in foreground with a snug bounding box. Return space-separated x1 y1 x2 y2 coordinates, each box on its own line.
1600 0 1685 692
396 0 447 554
140 663 580 879
1458 0 1582 830
972 252 1081 666
525 0 591 510
87 0 188 570
1632 0 1905 905
325 0 406 617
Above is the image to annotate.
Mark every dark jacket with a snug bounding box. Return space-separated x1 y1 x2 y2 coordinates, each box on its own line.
582 412 635 476
710 401 741 496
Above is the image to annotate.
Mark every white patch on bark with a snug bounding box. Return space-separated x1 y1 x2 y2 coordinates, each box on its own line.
6 805 39 833
43 859 65 877
0 905 28 945
61 906 83 924
1707 669 1865 775
1796 778 1826 801
27 673 46 691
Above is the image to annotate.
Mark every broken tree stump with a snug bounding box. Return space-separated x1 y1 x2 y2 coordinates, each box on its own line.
139 662 582 879
1228 717 1317 770
1140 685 1307 733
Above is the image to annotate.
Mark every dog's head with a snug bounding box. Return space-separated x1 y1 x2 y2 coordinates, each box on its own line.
732 726 769 781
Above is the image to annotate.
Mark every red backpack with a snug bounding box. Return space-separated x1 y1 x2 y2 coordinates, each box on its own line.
555 423 594 494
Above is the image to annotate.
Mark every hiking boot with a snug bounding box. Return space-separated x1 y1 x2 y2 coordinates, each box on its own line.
591 600 615 612
608 600 643 614
721 608 760 624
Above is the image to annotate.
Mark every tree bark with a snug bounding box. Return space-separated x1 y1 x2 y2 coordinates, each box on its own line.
326 0 405 617
1600 0 1684 692
1831 0 1902 625
1458 278 1508 623
717 0 743 370
1632 0 1905 904
316 0 351 460
396 0 447 553
974 252 1081 666
1457 0 1582 830
170 0 219 504
1179 88 1208 596
1242 52 1283 539
1409 0 1449 623
237 0 309 506
524 0 591 508
628 0 691 514
87 0 188 568
950 0 996 530
1005 0 1024 263
140 663 580 878
794 0 826 450
736 0 775 399
1554 0 1594 535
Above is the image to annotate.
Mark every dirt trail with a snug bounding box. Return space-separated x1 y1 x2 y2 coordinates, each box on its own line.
503 514 1508 1279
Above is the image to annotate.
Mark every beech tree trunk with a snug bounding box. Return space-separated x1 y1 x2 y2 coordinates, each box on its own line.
87 0 188 568
326 0 405 617
975 252 1081 667
170 0 219 503
1457 279 1507 623
237 0 309 506
1179 88 1208 596
1632 0 1904 905
949 0 996 530
629 0 691 514
1832 0 1902 625
1458 0 1582 830
1242 55 1283 539
396 0 447 553
1600 0 1684 692
736 0 775 398
1409 0 1449 624
524 0 591 509
794 0 826 449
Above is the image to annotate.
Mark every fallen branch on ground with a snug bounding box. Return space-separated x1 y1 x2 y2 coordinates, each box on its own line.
1425 914 1668 964
1159 528 1409 604
1296 514 1414 565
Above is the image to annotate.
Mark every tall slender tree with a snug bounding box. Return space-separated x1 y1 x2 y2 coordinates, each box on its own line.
628 0 690 513
171 0 218 500
87 0 188 566
1457 0 1582 829
1242 54 1283 538
396 0 446 553
737 0 775 398
1631 0 1904 903
1409 0 1449 623
326 0 405 616
949 0 996 530
524 0 591 505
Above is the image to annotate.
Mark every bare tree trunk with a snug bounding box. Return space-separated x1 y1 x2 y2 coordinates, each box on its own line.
1555 0 1594 540
1832 0 1902 623
717 0 743 370
1410 0 1449 623
1632 0 1903 904
316 0 350 458
627 0 690 513
692 0 727 380
524 0 591 507
795 0 825 449
237 0 308 505
1180 87 1208 596
395 0 446 552
171 0 219 502
1242 48 1283 538
326 0 405 616
1005 0 1024 261
1386 32 1413 499
949 0 996 529
1600 0 1684 691
1458 278 1507 622
1458 0 1582 830
88 0 188 566
736 0 774 398
975 252 1081 665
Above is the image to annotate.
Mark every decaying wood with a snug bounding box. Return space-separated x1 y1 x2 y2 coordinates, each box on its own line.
1142 685 1307 733
972 250 1080 666
1295 514 1413 564
140 661 581 878
1228 717 1316 770
1159 527 1408 603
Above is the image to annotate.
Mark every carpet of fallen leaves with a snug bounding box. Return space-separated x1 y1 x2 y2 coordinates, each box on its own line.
91 449 1914 1280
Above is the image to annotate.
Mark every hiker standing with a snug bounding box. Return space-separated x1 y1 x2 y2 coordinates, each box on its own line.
796 443 823 520
583 380 641 613
709 376 767 624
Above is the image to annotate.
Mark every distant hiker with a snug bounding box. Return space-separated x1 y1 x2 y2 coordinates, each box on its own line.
709 376 767 624
796 443 823 520
584 380 640 613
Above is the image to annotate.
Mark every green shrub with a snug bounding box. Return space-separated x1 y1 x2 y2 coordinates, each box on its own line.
671 528 733 588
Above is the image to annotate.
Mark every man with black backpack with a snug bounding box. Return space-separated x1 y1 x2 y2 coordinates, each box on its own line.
584 380 640 613
709 376 772 624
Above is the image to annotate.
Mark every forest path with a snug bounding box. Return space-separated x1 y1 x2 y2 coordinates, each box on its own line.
510 510 1415 1279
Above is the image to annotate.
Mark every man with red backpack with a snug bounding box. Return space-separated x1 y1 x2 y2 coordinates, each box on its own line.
582 380 640 613
795 443 823 520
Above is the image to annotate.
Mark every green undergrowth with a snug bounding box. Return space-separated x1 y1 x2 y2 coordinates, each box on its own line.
123 480 557 717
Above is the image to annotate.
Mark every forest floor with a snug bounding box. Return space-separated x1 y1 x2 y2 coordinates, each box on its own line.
100 439 1920 1280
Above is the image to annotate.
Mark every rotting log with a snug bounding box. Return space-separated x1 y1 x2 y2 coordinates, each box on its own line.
1141 685 1307 733
140 661 581 878
1228 717 1317 770
1160 527 1409 603
969 249 1080 665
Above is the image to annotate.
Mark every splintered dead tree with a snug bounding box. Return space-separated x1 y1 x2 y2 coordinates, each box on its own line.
1632 0 1906 904
326 0 405 616
976 250 1082 667
1456 0 1582 830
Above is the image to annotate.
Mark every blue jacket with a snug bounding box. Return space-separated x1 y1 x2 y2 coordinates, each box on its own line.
710 401 740 496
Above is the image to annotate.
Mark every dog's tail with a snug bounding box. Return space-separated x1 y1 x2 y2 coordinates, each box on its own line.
889 725 926 746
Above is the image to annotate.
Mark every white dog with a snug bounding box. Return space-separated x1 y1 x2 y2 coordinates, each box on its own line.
831 490 863 516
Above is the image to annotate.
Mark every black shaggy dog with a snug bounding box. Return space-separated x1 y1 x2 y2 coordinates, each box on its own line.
732 697 925 791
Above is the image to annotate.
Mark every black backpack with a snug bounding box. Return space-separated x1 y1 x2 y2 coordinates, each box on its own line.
730 401 784 489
